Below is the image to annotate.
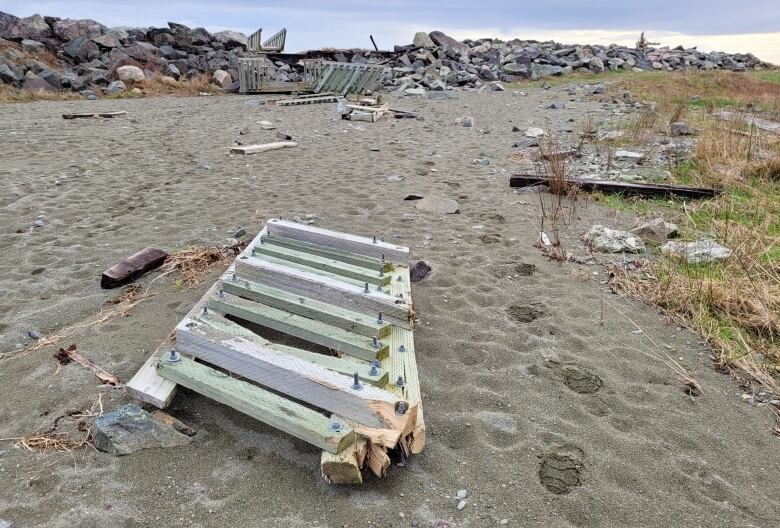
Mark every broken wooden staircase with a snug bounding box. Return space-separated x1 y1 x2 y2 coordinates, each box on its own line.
126 220 424 483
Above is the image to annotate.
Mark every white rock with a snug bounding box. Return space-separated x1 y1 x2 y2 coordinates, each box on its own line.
614 149 645 161
456 489 468 500
404 86 426 96
630 218 678 246
213 70 232 87
661 240 731 263
585 225 645 253
105 80 126 93
525 127 546 138
457 500 467 510
116 65 145 83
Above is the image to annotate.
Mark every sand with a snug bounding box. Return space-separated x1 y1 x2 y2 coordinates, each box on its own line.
0 87 778 528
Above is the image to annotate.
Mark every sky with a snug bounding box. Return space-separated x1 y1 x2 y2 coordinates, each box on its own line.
2 1 779 64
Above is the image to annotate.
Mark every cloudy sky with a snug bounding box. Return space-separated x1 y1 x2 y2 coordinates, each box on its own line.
3 0 779 63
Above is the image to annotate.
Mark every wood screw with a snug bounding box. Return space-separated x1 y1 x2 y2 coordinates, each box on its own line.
351 372 363 390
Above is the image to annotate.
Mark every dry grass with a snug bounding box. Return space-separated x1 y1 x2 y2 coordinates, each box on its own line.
158 242 247 287
603 71 780 390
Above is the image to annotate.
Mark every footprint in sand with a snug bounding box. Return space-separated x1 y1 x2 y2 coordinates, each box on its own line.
560 365 604 394
514 263 536 276
539 445 585 494
507 302 545 323
480 233 501 244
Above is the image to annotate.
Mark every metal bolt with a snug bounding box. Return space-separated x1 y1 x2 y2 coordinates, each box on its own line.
396 275 403 282
376 283 382 291
218 289 225 299
351 372 363 390
398 344 406 353
395 375 405 388
202 306 209 316
379 268 384 278
377 312 384 324
363 282 370 294
231 272 238 282
381 253 386 263
372 235 377 244
166 349 181 362
371 337 380 349
259 236 265 245
251 247 256 256
329 420 343 432
369 364 379 376
395 401 408 416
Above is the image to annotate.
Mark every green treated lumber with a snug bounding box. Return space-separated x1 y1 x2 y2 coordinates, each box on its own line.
221 278 391 339
252 242 391 286
249 250 371 289
157 356 355 454
189 312 389 386
208 292 389 362
262 234 391 272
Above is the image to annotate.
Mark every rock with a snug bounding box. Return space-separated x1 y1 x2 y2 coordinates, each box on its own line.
525 127 545 138
83 67 109 85
0 13 52 40
20 39 45 53
189 27 212 45
415 196 460 214
458 116 475 127
413 32 435 48
670 121 697 136
53 18 107 41
428 79 446 91
212 30 248 50
404 86 425 96
63 37 100 63
661 240 731 263
410 261 432 282
456 500 467 510
92 32 121 49
546 102 565 110
213 69 231 87
106 80 126 93
124 41 160 62
165 63 181 79
585 225 645 253
21 71 56 92
0 63 20 84
0 519 15 528
630 218 679 246
116 65 145 83
455 489 468 500
614 149 645 162
93 404 190 456
38 68 61 89
428 31 469 54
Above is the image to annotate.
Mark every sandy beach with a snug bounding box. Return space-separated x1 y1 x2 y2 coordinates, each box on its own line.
0 87 778 527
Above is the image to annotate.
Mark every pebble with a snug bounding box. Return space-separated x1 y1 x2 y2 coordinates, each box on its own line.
455 489 468 499
33 219 44 227
499 520 509 525
28 330 43 340
456 500 467 510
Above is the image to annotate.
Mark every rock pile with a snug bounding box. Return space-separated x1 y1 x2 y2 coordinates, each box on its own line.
0 12 773 95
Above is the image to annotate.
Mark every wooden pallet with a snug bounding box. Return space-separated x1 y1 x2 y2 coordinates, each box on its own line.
126 220 424 483
275 95 341 106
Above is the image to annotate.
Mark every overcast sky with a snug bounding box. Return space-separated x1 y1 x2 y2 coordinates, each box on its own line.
3 1 779 63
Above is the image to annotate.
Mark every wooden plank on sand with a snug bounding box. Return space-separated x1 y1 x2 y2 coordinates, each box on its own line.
101 247 168 289
157 356 355 453
63 111 127 119
509 174 722 199
262 234 392 272
230 141 297 155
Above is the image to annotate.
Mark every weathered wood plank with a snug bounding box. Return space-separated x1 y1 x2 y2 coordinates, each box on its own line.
101 247 168 289
230 141 298 155
509 174 722 199
208 292 389 362
125 343 177 408
713 110 780 136
175 319 417 431
262 234 391 272
157 356 355 453
266 219 409 264
249 250 374 289
253 242 391 286
190 311 389 386
221 278 391 339
63 111 127 119
235 255 412 328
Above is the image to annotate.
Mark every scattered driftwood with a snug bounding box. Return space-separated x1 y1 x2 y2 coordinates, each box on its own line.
712 111 780 136
230 141 298 155
509 174 722 199
63 111 127 119
55 344 120 385
101 247 168 289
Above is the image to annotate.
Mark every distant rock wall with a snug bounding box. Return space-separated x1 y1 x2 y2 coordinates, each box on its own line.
0 12 773 95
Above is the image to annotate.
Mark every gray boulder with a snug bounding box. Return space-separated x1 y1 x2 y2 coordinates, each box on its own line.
60 71 85 90
92 32 121 49
93 404 190 456
212 30 248 50
585 225 645 253
189 27 212 45
0 13 52 40
413 32 435 48
52 18 106 40
63 37 100 63
165 63 181 79
670 122 698 136
630 218 679 246
21 71 56 92
38 68 61 89
124 41 160 62
106 79 126 93
428 31 469 54
83 67 109 85
661 240 731 263
0 63 20 84
20 39 45 53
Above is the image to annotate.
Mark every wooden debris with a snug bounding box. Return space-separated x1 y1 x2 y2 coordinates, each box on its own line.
63 111 127 119
712 111 780 135
101 247 168 289
275 95 340 106
509 174 722 199
56 344 120 386
151 410 196 436
230 141 298 155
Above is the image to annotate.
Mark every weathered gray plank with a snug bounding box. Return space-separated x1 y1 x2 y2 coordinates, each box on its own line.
262 234 391 272
157 356 354 453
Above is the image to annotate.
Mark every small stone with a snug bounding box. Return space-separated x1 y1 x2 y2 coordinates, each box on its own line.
456 500 467 510
116 65 145 83
585 225 645 253
404 86 426 96
28 330 43 340
458 116 475 128
525 127 545 138
410 261 432 282
33 219 45 227
0 519 15 528
614 149 645 162
546 102 565 110
213 70 232 88
455 489 468 500
630 218 678 246
661 240 731 263
93 404 190 456
499 520 509 525
232 226 246 238
670 122 698 136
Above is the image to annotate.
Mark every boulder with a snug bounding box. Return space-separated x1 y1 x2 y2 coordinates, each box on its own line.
38 68 61 89
83 67 109 85
413 32 435 48
428 31 469 54
415 196 460 214
52 18 106 41
585 225 645 253
213 69 231 87
0 63 20 84
410 261 433 282
116 64 145 82
0 13 52 41
124 41 160 62
106 79 126 93
93 404 190 456
189 27 212 45
63 37 100 63
630 218 679 246
670 121 697 136
21 70 56 92
20 39 45 53
212 30 248 50
92 32 121 49
165 63 181 79
661 240 731 263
